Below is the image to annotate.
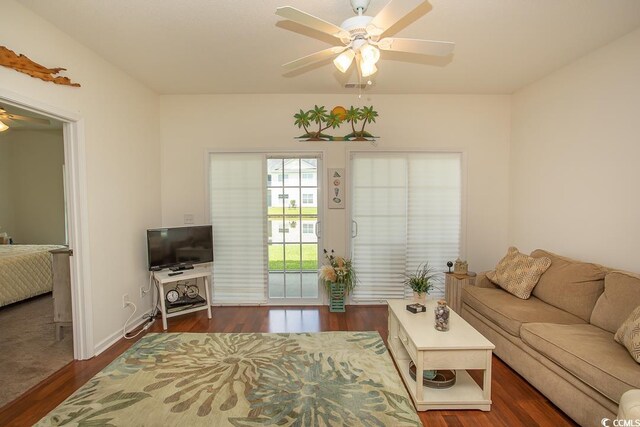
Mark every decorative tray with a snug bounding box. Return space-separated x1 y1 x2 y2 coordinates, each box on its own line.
409 361 456 389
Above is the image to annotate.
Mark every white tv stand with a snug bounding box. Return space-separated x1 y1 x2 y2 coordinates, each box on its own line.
152 265 212 330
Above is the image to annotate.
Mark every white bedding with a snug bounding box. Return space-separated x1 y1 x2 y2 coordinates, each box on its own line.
0 245 65 307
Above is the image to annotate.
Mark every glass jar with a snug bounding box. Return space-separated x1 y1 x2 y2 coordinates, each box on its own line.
435 300 450 331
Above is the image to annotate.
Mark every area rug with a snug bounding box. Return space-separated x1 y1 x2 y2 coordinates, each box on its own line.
0 294 73 408
36 332 421 426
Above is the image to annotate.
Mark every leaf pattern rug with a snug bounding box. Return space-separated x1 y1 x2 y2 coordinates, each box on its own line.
37 332 421 426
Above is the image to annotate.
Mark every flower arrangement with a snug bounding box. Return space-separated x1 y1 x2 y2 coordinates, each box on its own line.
318 249 357 295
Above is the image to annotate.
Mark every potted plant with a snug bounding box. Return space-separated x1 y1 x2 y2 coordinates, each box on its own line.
403 263 439 302
318 249 357 312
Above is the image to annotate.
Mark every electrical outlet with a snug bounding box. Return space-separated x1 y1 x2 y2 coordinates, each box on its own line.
184 214 194 224
122 293 130 308
140 286 147 299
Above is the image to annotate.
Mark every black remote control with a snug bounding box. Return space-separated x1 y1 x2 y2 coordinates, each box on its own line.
168 271 183 276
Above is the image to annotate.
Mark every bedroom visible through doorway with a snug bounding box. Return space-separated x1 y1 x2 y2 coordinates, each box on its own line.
0 103 73 407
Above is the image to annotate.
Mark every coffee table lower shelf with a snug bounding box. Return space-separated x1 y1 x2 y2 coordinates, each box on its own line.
389 344 491 411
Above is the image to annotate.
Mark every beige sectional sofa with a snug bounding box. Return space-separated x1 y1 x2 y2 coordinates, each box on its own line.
461 249 640 426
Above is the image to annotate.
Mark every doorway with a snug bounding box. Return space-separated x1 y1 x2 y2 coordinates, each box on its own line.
267 156 322 303
0 89 92 361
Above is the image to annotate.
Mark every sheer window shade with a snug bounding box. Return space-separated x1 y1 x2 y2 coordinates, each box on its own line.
210 153 267 303
351 152 462 301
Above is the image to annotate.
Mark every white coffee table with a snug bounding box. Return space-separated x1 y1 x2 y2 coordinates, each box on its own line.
386 299 495 411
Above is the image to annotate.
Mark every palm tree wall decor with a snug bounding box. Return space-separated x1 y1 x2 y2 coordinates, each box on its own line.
293 105 379 141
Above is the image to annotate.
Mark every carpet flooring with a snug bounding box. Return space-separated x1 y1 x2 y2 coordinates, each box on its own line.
36 332 421 426
0 294 73 408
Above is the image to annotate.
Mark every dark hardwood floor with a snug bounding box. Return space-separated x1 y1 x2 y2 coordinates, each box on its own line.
0 306 576 426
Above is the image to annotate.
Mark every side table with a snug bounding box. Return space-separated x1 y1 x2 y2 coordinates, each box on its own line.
152 266 213 330
50 247 72 340
445 272 476 314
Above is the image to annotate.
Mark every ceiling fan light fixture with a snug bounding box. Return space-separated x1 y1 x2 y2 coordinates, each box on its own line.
360 60 377 77
276 1 455 82
333 48 355 73
360 43 380 65
0 120 8 132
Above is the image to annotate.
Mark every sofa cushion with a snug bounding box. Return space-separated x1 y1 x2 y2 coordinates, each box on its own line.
486 247 551 299
591 271 640 333
474 271 498 289
615 305 640 364
530 249 607 321
520 323 640 403
462 285 585 337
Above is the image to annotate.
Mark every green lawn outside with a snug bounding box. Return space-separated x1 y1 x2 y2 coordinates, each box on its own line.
269 244 318 271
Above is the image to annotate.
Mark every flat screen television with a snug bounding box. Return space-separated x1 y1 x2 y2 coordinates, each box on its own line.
146 225 213 271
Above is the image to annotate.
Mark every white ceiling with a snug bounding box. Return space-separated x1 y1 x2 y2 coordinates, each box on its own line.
17 0 640 95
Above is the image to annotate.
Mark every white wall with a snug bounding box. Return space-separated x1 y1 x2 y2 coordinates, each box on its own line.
160 94 511 272
510 28 640 271
0 1 161 352
0 129 66 244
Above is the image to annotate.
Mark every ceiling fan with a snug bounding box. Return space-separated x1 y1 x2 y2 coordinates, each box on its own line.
275 0 454 78
0 107 50 132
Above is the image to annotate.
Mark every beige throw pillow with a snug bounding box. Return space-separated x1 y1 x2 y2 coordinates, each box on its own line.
486 247 551 299
615 305 640 364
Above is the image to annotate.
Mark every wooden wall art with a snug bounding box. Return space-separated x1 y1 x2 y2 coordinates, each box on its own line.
0 46 80 87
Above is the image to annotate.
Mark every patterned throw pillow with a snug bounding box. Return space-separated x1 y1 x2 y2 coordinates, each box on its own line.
486 247 551 299
615 305 640 364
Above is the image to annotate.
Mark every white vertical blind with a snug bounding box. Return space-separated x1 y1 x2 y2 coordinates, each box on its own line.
351 152 462 301
406 153 461 299
352 155 408 300
210 153 267 303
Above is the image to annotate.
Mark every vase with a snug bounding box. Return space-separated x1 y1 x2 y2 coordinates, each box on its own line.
412 291 426 303
329 282 346 312
435 300 450 331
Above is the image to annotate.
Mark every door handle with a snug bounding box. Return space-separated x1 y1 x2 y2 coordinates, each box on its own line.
352 220 358 238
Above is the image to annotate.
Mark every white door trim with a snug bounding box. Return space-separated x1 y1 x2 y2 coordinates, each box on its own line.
0 88 94 360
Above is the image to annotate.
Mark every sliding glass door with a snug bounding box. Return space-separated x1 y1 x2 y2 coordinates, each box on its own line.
350 151 462 302
267 157 322 303
209 153 322 305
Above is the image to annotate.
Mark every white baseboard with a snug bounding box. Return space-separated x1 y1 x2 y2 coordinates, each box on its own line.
93 311 153 356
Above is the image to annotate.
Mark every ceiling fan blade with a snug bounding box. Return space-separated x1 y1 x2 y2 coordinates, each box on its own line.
282 46 347 71
378 37 454 56
369 0 428 35
5 113 50 125
276 6 349 39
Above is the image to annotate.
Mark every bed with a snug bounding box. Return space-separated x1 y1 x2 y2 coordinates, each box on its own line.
0 245 65 307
